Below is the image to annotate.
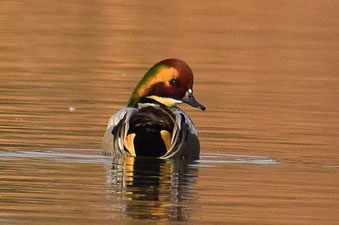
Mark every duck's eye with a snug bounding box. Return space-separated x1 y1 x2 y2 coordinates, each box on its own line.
169 79 178 86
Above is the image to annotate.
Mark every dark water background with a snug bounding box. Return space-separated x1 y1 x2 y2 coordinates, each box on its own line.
1 0 339 224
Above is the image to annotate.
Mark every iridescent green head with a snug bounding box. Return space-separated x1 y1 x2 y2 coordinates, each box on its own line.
128 58 205 111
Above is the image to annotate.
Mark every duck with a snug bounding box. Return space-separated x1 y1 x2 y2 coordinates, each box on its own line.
102 58 205 159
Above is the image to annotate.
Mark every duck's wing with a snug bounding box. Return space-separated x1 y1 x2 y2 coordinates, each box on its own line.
160 107 200 159
173 107 198 135
102 107 138 156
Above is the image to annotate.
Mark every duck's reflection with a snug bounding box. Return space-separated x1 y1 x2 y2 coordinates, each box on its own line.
109 157 199 221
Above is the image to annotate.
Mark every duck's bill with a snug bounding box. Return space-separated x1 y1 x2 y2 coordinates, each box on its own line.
181 90 206 111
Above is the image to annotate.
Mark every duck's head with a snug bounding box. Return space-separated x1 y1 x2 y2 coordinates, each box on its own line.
128 58 205 111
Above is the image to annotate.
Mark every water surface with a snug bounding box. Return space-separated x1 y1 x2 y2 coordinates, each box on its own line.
1 0 339 224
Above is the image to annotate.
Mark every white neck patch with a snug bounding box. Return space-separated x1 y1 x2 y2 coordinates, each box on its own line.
147 95 182 107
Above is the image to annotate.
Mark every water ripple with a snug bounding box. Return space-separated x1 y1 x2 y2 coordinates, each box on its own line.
0 149 278 166
198 153 279 166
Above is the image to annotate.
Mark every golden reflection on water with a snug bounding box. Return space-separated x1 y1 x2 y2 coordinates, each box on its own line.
109 157 198 221
1 0 339 224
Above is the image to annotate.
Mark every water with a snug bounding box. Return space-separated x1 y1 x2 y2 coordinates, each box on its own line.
1 0 339 224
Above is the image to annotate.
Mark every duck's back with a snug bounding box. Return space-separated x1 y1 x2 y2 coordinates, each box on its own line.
102 104 200 159
128 105 175 157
